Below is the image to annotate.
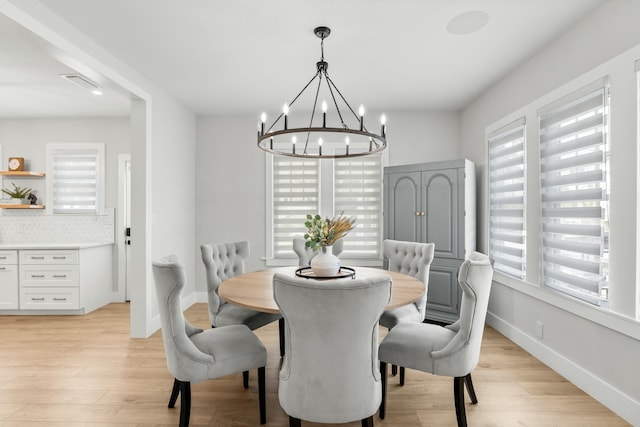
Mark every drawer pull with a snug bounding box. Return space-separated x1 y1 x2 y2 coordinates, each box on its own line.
53 298 67 301
31 256 45 260
0 267 5 270
31 274 46 278
53 275 67 278
52 256 67 260
0 256 6 259
31 297 45 301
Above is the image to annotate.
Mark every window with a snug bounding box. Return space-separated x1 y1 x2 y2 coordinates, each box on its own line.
539 79 610 306
268 153 383 260
272 156 319 258
334 155 383 258
488 118 526 279
46 143 105 214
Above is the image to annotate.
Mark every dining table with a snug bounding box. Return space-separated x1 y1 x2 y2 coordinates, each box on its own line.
219 266 425 314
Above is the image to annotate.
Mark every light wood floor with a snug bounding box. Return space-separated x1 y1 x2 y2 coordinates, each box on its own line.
0 303 629 426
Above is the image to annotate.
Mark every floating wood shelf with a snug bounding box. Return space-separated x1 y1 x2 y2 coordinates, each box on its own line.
0 204 45 209
0 171 45 177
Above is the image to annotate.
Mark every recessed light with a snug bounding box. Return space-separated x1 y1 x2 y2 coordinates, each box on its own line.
447 10 489 35
60 73 102 94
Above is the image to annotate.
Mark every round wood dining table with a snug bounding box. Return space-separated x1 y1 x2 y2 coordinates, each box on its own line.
219 266 425 314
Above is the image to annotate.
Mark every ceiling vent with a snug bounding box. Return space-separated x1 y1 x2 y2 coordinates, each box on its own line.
60 73 101 91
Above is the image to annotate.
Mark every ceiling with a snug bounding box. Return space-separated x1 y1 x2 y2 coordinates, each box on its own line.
0 0 606 118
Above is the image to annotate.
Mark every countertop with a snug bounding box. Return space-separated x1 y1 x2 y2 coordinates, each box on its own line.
0 242 114 249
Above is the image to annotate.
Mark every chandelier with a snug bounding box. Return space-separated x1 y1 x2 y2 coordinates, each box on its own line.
257 26 387 158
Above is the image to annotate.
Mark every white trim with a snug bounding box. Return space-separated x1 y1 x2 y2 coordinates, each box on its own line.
115 154 131 302
492 272 640 341
487 311 640 426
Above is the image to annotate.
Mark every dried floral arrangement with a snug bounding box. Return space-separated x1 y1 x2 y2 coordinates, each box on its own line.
304 213 356 250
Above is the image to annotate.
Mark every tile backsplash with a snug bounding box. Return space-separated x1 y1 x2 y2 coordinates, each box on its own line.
0 208 115 243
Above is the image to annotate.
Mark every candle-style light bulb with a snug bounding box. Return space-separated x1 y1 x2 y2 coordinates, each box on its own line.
359 105 365 131
322 100 327 127
380 114 387 137
283 104 289 130
292 136 297 155
260 112 267 135
345 136 350 155
318 138 323 156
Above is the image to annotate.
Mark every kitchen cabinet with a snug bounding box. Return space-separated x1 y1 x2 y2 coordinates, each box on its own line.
384 159 476 323
0 250 19 309
0 244 112 314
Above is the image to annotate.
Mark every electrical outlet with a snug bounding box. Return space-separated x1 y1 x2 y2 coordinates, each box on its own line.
536 321 544 339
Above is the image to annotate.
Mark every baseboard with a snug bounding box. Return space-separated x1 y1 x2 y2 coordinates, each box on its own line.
486 311 640 426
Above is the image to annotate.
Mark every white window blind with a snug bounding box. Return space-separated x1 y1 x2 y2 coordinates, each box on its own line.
334 154 383 258
488 118 526 279
49 145 104 214
272 156 319 258
539 81 610 306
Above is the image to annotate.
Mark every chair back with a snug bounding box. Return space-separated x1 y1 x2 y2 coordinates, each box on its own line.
200 241 249 325
273 272 391 423
383 239 435 318
433 251 493 375
292 237 344 266
152 255 213 382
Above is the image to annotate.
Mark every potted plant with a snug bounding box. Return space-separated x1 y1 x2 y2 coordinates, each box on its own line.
304 213 355 276
2 183 33 204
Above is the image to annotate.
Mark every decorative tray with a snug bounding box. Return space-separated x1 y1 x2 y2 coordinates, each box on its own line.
295 266 356 280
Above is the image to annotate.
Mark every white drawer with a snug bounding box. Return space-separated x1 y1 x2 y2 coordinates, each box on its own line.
19 250 78 265
20 287 79 310
19 265 79 287
0 250 18 265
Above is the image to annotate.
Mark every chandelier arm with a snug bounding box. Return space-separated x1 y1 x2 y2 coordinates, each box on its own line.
325 75 365 131
267 70 321 133
302 72 324 155
323 71 347 128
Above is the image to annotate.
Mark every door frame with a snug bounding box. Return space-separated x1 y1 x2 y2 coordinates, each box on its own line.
116 153 131 302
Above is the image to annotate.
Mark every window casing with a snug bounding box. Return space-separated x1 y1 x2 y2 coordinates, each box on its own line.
488 118 526 279
538 80 610 306
46 143 105 214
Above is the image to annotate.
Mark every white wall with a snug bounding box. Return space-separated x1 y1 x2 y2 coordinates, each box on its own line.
0 117 130 208
195 110 461 292
460 0 640 424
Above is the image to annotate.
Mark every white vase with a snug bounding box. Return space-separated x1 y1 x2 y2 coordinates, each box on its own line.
310 245 341 277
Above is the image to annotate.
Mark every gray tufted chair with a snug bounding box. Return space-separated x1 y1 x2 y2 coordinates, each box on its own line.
379 240 435 376
292 237 344 266
152 255 267 427
201 241 284 355
378 252 494 427
274 272 392 427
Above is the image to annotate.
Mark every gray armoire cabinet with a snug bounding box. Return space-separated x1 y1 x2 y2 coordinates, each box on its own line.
383 159 476 323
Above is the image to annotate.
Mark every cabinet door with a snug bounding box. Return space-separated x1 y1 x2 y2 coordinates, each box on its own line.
425 262 460 324
422 169 459 258
385 172 421 242
0 264 19 309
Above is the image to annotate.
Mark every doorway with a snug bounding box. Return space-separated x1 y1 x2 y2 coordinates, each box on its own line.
117 154 131 301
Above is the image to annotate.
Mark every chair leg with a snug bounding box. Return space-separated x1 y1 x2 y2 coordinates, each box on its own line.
179 381 191 427
279 318 285 357
289 416 302 427
399 366 405 386
464 373 478 404
243 371 249 389
258 366 266 424
168 378 180 408
391 364 397 376
362 415 374 427
453 376 467 427
379 361 387 419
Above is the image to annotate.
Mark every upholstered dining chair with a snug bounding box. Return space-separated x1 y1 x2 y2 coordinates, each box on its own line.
378 251 494 427
273 272 392 427
152 255 267 427
379 239 435 376
201 241 284 356
292 237 344 266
